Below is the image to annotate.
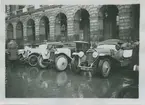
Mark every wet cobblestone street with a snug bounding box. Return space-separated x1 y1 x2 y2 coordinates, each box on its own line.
5 63 137 98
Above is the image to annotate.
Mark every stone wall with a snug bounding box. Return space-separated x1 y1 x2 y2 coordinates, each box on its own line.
6 5 139 44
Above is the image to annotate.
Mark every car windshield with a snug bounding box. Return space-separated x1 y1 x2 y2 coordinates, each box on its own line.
97 44 117 51
39 44 47 49
76 43 89 52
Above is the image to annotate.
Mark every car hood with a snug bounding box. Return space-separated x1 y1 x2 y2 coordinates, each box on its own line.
98 39 125 45
95 48 112 55
86 48 112 55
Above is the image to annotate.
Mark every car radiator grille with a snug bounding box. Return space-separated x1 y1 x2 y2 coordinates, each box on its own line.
86 52 94 66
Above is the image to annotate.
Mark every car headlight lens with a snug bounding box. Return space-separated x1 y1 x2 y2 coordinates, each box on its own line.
45 50 48 55
92 52 98 58
78 51 84 58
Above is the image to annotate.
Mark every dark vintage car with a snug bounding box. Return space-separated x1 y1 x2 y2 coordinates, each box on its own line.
71 39 134 78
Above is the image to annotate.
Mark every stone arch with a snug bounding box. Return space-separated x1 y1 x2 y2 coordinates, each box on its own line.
55 12 67 42
98 5 119 40
73 8 90 42
39 16 50 41
27 19 35 43
72 5 92 18
7 23 13 41
53 9 68 19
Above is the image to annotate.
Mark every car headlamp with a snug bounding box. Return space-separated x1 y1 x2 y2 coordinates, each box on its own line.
45 50 49 55
78 51 84 58
92 52 98 58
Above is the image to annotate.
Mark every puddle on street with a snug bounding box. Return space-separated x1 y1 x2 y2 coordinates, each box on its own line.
5 64 136 98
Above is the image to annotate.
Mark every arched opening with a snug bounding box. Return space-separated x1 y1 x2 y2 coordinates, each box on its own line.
74 9 90 42
55 13 67 42
39 16 50 42
16 21 23 48
7 23 13 41
27 19 35 43
131 4 140 41
99 5 119 40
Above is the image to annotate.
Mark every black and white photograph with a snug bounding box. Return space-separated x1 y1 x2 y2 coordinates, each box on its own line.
5 4 140 98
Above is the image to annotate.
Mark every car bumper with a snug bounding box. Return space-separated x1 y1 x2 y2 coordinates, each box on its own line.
79 66 93 71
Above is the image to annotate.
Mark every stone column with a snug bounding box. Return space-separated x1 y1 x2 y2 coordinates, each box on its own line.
90 16 99 41
49 16 55 41
67 18 74 41
35 18 40 43
118 5 132 40
6 5 11 16
5 23 7 40
23 21 28 44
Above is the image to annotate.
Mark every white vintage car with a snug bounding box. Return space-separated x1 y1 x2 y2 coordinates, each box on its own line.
38 42 73 71
18 43 47 66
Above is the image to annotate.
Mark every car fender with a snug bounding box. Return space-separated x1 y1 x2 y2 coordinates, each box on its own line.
72 52 79 56
41 51 51 60
55 48 71 58
18 49 24 55
28 52 40 57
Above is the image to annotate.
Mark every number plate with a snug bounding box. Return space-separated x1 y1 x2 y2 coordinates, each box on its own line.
81 66 91 71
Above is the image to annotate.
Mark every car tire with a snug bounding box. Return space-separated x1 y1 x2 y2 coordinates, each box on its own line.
38 56 49 68
55 55 68 71
98 58 111 78
28 54 38 67
71 57 81 74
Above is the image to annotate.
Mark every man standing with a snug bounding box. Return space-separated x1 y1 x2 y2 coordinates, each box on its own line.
7 39 18 69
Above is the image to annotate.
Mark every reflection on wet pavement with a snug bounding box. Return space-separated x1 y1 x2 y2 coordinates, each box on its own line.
6 64 136 98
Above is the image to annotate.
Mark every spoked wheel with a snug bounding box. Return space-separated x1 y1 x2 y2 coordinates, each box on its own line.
98 58 111 78
28 55 38 67
71 57 81 74
55 55 68 71
38 56 49 68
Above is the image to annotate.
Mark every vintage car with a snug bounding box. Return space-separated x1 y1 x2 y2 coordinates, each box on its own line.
71 39 133 78
38 42 70 70
38 41 90 72
17 43 52 66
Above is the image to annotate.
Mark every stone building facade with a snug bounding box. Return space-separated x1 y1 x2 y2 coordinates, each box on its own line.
5 5 140 47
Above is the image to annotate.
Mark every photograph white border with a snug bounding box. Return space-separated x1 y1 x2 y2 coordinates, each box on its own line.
0 0 145 104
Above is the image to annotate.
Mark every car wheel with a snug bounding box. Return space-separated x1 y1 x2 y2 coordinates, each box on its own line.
28 54 38 67
55 55 68 71
71 57 81 74
98 58 111 78
38 56 49 68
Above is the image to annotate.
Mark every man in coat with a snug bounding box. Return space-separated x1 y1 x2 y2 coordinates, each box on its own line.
7 39 18 69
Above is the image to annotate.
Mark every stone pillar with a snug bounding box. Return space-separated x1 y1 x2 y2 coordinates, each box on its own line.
23 21 28 44
118 5 132 41
90 16 99 41
5 23 7 40
6 5 11 16
16 5 19 11
49 16 55 41
67 18 74 41
35 18 40 43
